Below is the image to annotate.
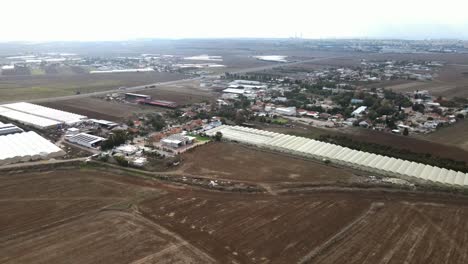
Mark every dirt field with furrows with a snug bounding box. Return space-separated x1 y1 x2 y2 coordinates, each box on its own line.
2 168 468 263
0 72 186 102
311 200 468 264
139 191 370 264
179 142 363 184
40 97 159 121
0 169 215 264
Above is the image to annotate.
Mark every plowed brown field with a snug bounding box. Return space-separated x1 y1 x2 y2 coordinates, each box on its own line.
2 168 468 263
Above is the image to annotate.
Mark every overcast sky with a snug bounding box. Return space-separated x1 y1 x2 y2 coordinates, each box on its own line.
3 0 468 41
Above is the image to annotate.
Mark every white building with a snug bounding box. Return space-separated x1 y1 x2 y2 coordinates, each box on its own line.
275 107 297 116
89 119 119 129
161 134 195 149
65 128 80 137
115 144 139 155
132 157 147 167
352 106 367 117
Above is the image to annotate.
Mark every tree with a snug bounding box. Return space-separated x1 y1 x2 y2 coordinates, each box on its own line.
148 114 166 131
412 103 425 113
403 128 409 136
114 155 129 167
214 132 223 141
101 130 128 150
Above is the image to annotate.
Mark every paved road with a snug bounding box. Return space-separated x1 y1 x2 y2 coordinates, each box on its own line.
22 56 343 104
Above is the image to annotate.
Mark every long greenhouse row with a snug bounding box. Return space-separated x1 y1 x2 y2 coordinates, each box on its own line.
206 125 468 186
0 131 65 165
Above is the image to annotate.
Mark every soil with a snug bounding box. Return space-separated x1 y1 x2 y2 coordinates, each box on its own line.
2 168 468 263
179 142 363 184
40 98 158 121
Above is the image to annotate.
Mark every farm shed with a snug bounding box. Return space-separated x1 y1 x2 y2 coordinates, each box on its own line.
67 133 105 148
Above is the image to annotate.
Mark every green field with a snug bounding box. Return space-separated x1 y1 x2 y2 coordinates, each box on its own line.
188 133 211 142
0 72 186 102
271 117 288 125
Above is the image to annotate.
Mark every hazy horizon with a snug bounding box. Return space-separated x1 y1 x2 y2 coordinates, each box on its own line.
3 0 468 41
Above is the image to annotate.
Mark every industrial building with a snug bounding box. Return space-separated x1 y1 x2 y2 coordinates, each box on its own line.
125 93 151 101
205 125 468 187
275 107 297 116
0 131 65 165
89 119 119 129
161 134 195 148
67 133 105 148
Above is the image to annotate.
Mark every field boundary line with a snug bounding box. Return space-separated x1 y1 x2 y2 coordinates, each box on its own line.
297 202 384 264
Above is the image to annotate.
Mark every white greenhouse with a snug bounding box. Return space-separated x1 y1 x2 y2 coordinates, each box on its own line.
206 125 468 187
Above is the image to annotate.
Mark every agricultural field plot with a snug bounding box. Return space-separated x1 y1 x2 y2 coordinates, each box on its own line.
344 127 468 163
0 169 213 264
40 97 158 121
1 211 215 264
0 169 163 239
143 80 215 105
0 72 186 102
139 190 468 264
363 52 468 65
179 142 363 184
139 191 370 264
2 167 468 263
311 200 468 264
422 119 468 151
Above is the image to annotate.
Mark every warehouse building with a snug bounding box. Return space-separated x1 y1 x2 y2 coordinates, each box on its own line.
205 125 468 187
0 131 65 165
0 102 87 125
67 133 105 148
275 107 297 116
125 93 151 102
89 119 119 129
137 99 178 109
